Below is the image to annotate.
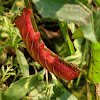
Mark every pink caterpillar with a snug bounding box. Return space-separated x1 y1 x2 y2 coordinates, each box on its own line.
13 8 79 81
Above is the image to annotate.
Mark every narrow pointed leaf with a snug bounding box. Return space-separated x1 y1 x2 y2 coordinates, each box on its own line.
58 21 75 55
16 49 29 77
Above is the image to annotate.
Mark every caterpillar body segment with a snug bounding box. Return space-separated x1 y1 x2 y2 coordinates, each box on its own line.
13 8 79 81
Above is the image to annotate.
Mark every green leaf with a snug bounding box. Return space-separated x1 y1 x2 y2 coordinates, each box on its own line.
58 21 75 55
0 89 3 100
0 25 9 38
18 42 25 48
22 98 30 100
94 10 100 42
89 42 100 83
0 53 7 65
72 27 84 39
81 23 97 43
68 23 75 34
2 71 43 100
55 38 71 58
94 0 100 6
72 23 97 43
64 38 83 64
56 91 78 100
32 0 90 25
16 49 29 77
51 74 78 100
0 5 8 15
29 89 43 100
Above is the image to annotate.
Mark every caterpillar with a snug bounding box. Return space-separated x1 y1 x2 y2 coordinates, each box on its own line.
13 8 80 81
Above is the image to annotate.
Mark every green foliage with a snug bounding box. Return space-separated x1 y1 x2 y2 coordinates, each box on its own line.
58 21 75 55
72 22 97 43
16 49 29 77
0 15 22 49
72 27 84 39
64 38 83 65
94 10 100 42
32 0 90 25
51 74 78 100
89 42 100 83
2 71 43 100
55 38 71 58
80 23 96 43
56 91 78 100
94 0 100 6
0 65 15 84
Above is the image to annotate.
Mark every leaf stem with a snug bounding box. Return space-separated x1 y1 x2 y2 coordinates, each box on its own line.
24 0 38 32
78 1 92 14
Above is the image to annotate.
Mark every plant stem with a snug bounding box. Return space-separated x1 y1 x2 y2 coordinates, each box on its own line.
78 1 92 15
45 69 48 85
76 40 88 86
87 81 96 100
87 81 91 100
24 0 38 32
58 21 75 55
96 83 100 100
24 0 83 73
